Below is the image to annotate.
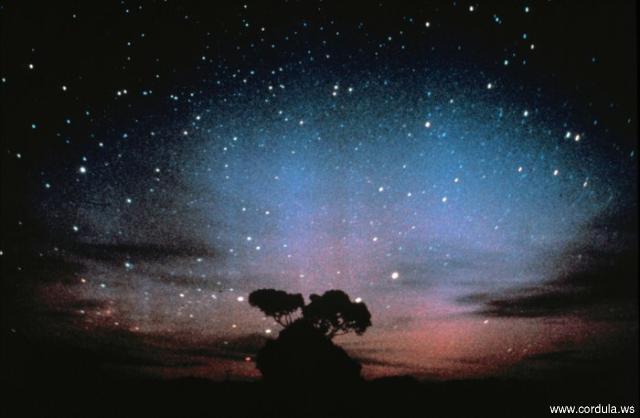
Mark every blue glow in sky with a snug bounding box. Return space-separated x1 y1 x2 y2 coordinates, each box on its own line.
3 0 636 381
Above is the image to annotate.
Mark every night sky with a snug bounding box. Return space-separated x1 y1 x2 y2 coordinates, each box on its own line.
1 0 637 382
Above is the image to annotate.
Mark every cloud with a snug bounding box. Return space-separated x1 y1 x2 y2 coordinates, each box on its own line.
522 349 585 364
67 241 218 265
352 355 415 370
459 249 637 319
458 209 638 320
4 326 271 385
388 247 514 290
175 333 269 361
2 253 86 286
504 343 639 381
153 272 226 289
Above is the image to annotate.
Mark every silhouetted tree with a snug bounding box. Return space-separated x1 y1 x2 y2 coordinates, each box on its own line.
248 288 372 386
248 288 304 327
303 290 372 338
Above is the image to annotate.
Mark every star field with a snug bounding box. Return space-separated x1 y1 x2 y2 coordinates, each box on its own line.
1 1 637 381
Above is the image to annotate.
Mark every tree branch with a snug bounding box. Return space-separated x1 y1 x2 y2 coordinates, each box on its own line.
274 316 286 327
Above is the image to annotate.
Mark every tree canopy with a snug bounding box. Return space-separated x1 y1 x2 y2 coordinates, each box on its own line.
248 288 304 327
303 290 372 338
248 288 371 338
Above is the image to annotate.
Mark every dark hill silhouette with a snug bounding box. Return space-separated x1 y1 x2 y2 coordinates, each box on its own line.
256 319 362 385
2 294 637 417
2 326 638 418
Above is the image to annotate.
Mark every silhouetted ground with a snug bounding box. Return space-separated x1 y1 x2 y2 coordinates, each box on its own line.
2 330 638 417
3 371 638 418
